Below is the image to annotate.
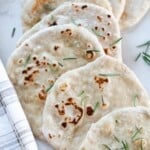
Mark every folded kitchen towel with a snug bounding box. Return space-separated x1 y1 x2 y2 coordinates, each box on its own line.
0 59 38 150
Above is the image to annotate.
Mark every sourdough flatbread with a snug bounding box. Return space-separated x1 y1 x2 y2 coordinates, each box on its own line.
7 24 103 139
108 0 126 20
19 2 122 60
120 0 150 30
80 107 150 150
42 56 150 150
22 0 112 31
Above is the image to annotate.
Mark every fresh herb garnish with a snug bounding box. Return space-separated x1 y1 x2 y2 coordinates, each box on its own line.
91 28 103 37
63 57 77 60
114 136 120 143
24 54 31 67
137 40 150 52
94 101 99 112
46 84 54 93
11 27 16 38
135 53 141 62
78 90 85 97
133 94 138 107
102 144 111 150
110 37 123 46
99 73 120 77
121 140 129 150
58 62 63 67
131 127 142 140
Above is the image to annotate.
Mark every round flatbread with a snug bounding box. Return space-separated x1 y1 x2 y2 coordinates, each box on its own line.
80 107 150 150
42 56 150 150
108 0 126 20
7 24 103 139
19 2 121 60
22 0 112 31
120 0 150 30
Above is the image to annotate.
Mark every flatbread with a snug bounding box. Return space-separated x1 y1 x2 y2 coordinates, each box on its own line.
19 2 122 60
42 56 150 150
7 24 103 139
22 0 112 31
108 0 126 20
80 107 150 150
120 0 150 30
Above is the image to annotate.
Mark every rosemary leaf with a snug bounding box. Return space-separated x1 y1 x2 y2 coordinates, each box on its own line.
121 140 129 150
87 49 100 52
102 144 111 150
46 84 54 93
135 53 141 62
11 27 16 38
63 57 77 60
133 94 138 107
110 37 123 46
131 127 142 140
99 73 120 77
58 62 63 67
142 55 150 65
91 28 103 37
114 136 120 143
94 101 99 112
24 54 31 67
78 90 85 97
137 40 150 48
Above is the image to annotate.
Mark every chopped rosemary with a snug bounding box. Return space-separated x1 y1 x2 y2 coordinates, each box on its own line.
121 140 129 150
94 101 99 112
114 136 120 143
58 62 63 67
142 53 150 65
102 144 111 150
63 57 77 60
137 40 150 49
131 127 142 140
135 53 141 62
11 27 16 38
99 73 120 77
110 37 123 46
86 49 100 52
78 90 85 97
24 54 31 67
133 94 138 107
91 28 103 37
46 84 54 93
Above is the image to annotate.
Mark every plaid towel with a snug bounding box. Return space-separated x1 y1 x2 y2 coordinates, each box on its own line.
0 60 38 150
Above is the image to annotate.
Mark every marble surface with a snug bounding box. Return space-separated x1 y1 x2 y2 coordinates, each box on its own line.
0 0 150 149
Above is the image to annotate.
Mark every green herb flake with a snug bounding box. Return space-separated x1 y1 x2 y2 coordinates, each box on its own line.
142 54 150 65
63 57 77 61
114 136 120 143
58 62 63 67
110 37 123 47
11 27 16 38
91 28 103 37
137 40 150 48
131 127 143 140
94 101 99 112
102 144 111 150
133 94 138 107
46 84 54 93
135 53 141 62
24 54 31 67
87 49 100 53
78 90 85 97
121 140 129 150
99 73 120 77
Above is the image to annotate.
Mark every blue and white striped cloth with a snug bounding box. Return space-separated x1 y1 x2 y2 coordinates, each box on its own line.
0 59 38 150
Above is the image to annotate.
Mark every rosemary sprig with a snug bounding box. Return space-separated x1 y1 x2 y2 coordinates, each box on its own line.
24 54 31 67
63 57 77 60
131 127 142 140
94 101 99 112
46 84 54 93
114 136 120 143
121 140 129 150
110 37 123 46
133 94 138 107
99 73 120 77
78 90 85 97
91 28 103 37
142 52 150 65
102 144 111 150
11 27 16 38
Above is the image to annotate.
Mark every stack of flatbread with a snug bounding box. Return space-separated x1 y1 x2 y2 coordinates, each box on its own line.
7 0 150 149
